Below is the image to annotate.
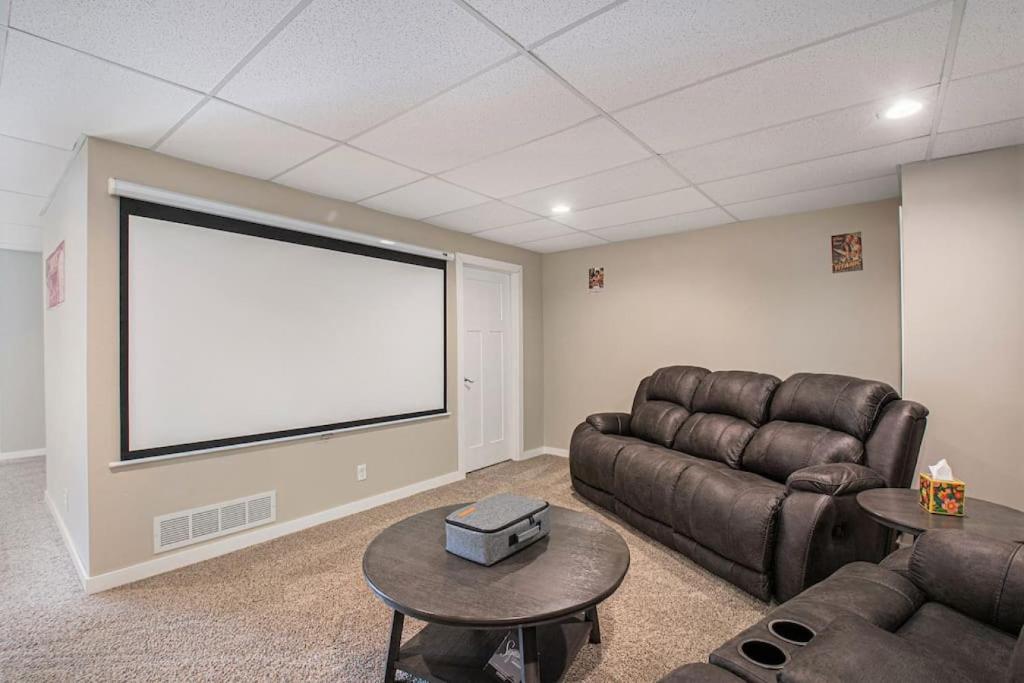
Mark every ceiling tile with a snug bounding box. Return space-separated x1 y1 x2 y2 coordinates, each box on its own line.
0 32 201 149
157 99 334 180
505 157 686 215
441 118 650 197
1 0 8 24
359 178 489 220
616 5 951 153
520 231 605 253
939 65 1024 132
0 135 73 196
591 207 734 241
952 0 1024 79
426 201 537 233
9 0 297 91
275 145 424 203
0 189 47 226
933 118 1024 159
726 175 898 221
466 0 616 46
474 219 574 245
218 0 515 141
556 187 714 231
667 87 937 183
537 0 929 111
350 57 594 173
701 139 927 205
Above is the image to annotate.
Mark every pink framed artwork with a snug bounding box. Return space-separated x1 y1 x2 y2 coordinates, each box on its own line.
46 241 66 309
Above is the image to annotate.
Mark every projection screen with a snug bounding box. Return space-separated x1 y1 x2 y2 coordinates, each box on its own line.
120 199 446 461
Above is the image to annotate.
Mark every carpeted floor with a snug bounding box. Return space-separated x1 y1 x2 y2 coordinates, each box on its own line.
0 455 767 682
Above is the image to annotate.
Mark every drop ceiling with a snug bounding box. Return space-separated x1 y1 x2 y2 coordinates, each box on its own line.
0 0 1021 253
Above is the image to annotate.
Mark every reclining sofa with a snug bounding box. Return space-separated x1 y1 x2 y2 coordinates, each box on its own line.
662 530 1024 683
569 366 928 602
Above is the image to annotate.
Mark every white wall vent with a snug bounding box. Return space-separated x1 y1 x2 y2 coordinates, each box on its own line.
153 491 276 554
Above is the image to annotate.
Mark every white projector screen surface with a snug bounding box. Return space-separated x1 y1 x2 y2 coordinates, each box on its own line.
122 203 445 460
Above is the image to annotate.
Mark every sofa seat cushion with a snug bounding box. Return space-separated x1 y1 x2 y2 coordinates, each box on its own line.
743 420 864 482
569 422 645 494
670 466 785 573
613 444 722 526
897 602 1015 683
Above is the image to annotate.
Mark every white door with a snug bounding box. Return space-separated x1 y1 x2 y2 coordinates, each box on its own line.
462 266 514 472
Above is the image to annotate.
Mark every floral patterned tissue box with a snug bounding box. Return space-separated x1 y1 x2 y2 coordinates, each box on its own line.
919 473 966 516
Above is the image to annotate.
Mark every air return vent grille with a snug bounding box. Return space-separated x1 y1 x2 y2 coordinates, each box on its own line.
153 491 276 554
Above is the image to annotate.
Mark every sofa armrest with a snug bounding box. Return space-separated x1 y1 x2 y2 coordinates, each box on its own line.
586 412 631 435
910 530 1024 634
786 463 885 496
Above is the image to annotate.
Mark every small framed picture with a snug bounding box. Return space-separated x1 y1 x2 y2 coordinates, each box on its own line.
588 266 605 292
46 241 66 308
831 232 863 273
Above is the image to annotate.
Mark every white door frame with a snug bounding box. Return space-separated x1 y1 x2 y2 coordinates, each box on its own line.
455 253 524 475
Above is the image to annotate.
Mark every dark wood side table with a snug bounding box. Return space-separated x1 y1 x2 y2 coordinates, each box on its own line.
857 488 1024 543
362 504 630 683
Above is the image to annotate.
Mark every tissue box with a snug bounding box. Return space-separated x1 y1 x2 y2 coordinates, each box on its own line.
919 473 965 516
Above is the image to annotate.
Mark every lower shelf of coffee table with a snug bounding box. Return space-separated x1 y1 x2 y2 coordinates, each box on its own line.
395 618 592 683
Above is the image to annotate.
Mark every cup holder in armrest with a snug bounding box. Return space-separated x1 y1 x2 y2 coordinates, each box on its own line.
738 639 788 669
768 619 816 646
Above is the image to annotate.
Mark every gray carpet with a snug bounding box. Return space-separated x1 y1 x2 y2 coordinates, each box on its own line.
0 455 767 682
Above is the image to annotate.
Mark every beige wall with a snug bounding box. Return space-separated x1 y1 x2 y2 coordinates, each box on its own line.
901 145 1023 508
83 138 543 575
542 199 903 449
43 145 90 569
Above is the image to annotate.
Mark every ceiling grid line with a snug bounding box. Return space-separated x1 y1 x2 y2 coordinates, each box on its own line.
605 0 950 115
924 0 967 159
148 0 319 150
449 0 737 225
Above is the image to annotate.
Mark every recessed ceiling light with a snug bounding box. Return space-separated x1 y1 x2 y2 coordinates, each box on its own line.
551 204 571 214
882 98 923 120
380 239 395 245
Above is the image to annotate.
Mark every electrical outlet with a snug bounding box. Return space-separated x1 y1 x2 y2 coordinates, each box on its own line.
357 464 367 481
63 488 69 513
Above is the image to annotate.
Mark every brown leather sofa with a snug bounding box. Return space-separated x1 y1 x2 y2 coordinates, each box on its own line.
569 366 928 602
661 531 1024 683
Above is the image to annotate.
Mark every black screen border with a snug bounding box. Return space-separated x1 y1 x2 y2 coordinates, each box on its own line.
119 198 447 461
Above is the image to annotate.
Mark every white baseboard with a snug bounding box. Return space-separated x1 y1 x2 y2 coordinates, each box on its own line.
79 469 465 594
520 446 569 460
1 448 45 462
44 490 89 591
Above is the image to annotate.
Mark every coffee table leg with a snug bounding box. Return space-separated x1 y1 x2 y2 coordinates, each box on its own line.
383 610 404 683
584 606 601 644
518 625 540 683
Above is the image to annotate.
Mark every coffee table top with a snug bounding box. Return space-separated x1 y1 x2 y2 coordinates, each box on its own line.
857 488 1024 543
363 504 630 628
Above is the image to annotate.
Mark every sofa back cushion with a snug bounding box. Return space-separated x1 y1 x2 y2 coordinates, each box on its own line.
741 373 897 481
630 366 709 447
673 371 780 467
769 373 898 440
743 421 864 481
910 530 1024 634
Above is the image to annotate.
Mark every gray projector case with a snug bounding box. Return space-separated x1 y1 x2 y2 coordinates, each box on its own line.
445 493 550 566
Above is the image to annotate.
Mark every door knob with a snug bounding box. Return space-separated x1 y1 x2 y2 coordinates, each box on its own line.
464 377 475 384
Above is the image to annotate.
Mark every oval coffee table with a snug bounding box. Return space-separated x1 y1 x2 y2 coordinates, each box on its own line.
363 503 630 683
857 488 1024 542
